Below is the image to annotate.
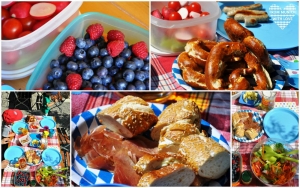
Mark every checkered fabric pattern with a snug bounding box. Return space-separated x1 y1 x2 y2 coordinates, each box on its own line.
1 116 65 187
71 103 230 186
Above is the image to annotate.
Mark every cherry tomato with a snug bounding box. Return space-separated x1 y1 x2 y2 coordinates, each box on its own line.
169 12 182 20
168 1 181 11
19 16 37 31
1 8 10 24
2 18 23 39
18 30 31 38
188 2 201 13
200 11 210 16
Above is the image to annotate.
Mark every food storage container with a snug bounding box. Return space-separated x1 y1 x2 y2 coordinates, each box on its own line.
18 134 32 146
26 12 149 90
1 1 83 80
151 1 221 53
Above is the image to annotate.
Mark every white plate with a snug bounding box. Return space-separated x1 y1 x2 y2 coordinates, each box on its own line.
71 103 230 186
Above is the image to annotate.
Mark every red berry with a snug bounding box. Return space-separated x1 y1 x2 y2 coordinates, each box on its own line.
107 40 125 57
107 30 125 42
132 41 148 59
59 36 76 57
86 23 104 40
66 73 82 90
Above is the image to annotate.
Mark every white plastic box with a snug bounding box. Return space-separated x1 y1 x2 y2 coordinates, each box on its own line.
1 1 83 80
151 1 221 53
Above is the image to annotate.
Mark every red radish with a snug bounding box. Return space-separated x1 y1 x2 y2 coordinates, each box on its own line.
179 1 188 6
175 29 193 42
2 8 10 24
19 16 37 31
168 1 181 11
177 7 188 20
200 11 210 16
2 51 19 65
190 11 201 18
9 2 31 18
32 17 52 31
162 6 176 20
29 3 56 20
1 1 15 9
151 9 163 19
18 30 31 37
50 1 70 14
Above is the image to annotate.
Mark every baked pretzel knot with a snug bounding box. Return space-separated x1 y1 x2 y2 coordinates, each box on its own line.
177 18 273 90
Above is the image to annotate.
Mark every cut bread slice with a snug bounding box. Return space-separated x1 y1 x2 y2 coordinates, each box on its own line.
137 163 195 186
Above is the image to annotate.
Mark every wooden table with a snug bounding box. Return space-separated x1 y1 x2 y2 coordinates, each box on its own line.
3 1 149 90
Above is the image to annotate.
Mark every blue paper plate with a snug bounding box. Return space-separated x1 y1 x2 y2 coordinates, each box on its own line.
233 110 264 142
287 74 299 89
238 92 261 107
263 108 299 143
40 117 56 129
4 146 24 162
42 148 62 166
217 1 299 51
71 103 230 186
12 121 28 134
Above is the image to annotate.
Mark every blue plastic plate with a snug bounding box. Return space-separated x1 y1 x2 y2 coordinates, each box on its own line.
287 74 299 89
40 117 56 129
233 110 264 142
4 146 24 162
71 104 230 186
263 107 299 143
42 148 62 166
238 92 261 107
217 2 299 51
12 121 28 134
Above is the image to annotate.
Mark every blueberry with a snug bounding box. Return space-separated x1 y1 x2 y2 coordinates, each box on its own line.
135 70 146 82
102 56 113 68
74 48 86 60
93 84 107 90
97 36 106 49
84 33 90 39
60 65 67 72
77 61 89 72
99 48 108 57
51 67 63 79
114 72 123 80
96 67 108 78
108 66 119 76
90 75 102 84
87 46 99 58
43 82 52 90
124 61 137 70
124 41 129 48
142 61 149 71
134 80 146 90
50 59 60 68
132 57 144 70
76 37 86 49
126 84 136 90
84 39 95 50
120 48 132 59
108 83 117 90
144 78 149 90
81 80 92 89
58 54 69 65
69 55 77 62
54 81 68 90
47 73 54 82
143 53 150 61
114 57 126 68
115 79 128 90
67 61 78 71
101 75 112 86
90 57 102 69
82 68 94 80
123 69 135 82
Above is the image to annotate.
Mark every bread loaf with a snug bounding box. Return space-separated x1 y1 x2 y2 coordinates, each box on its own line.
97 95 158 138
179 134 230 179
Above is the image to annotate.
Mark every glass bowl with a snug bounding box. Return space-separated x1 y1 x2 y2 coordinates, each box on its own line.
250 137 298 186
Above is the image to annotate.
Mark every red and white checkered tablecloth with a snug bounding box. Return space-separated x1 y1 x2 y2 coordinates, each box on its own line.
1 116 65 187
231 91 299 187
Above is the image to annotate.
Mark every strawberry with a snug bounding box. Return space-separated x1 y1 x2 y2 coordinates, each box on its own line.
66 73 82 90
107 40 125 57
132 41 148 59
107 30 125 42
86 23 104 40
59 36 76 57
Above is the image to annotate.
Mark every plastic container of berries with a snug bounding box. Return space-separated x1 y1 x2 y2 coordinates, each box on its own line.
26 12 149 90
2 1 82 80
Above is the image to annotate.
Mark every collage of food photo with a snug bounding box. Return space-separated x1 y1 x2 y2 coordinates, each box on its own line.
0 0 299 187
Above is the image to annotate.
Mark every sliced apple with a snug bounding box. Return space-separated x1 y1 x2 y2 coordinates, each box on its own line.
10 2 31 18
29 2 56 20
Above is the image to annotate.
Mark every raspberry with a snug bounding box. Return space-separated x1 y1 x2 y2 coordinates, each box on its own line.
86 23 104 40
66 73 82 90
132 41 148 59
107 40 125 57
59 36 76 57
107 30 125 42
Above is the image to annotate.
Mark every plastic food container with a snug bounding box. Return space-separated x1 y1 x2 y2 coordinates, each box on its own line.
1 1 83 80
26 12 149 90
151 1 221 53
18 134 32 147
